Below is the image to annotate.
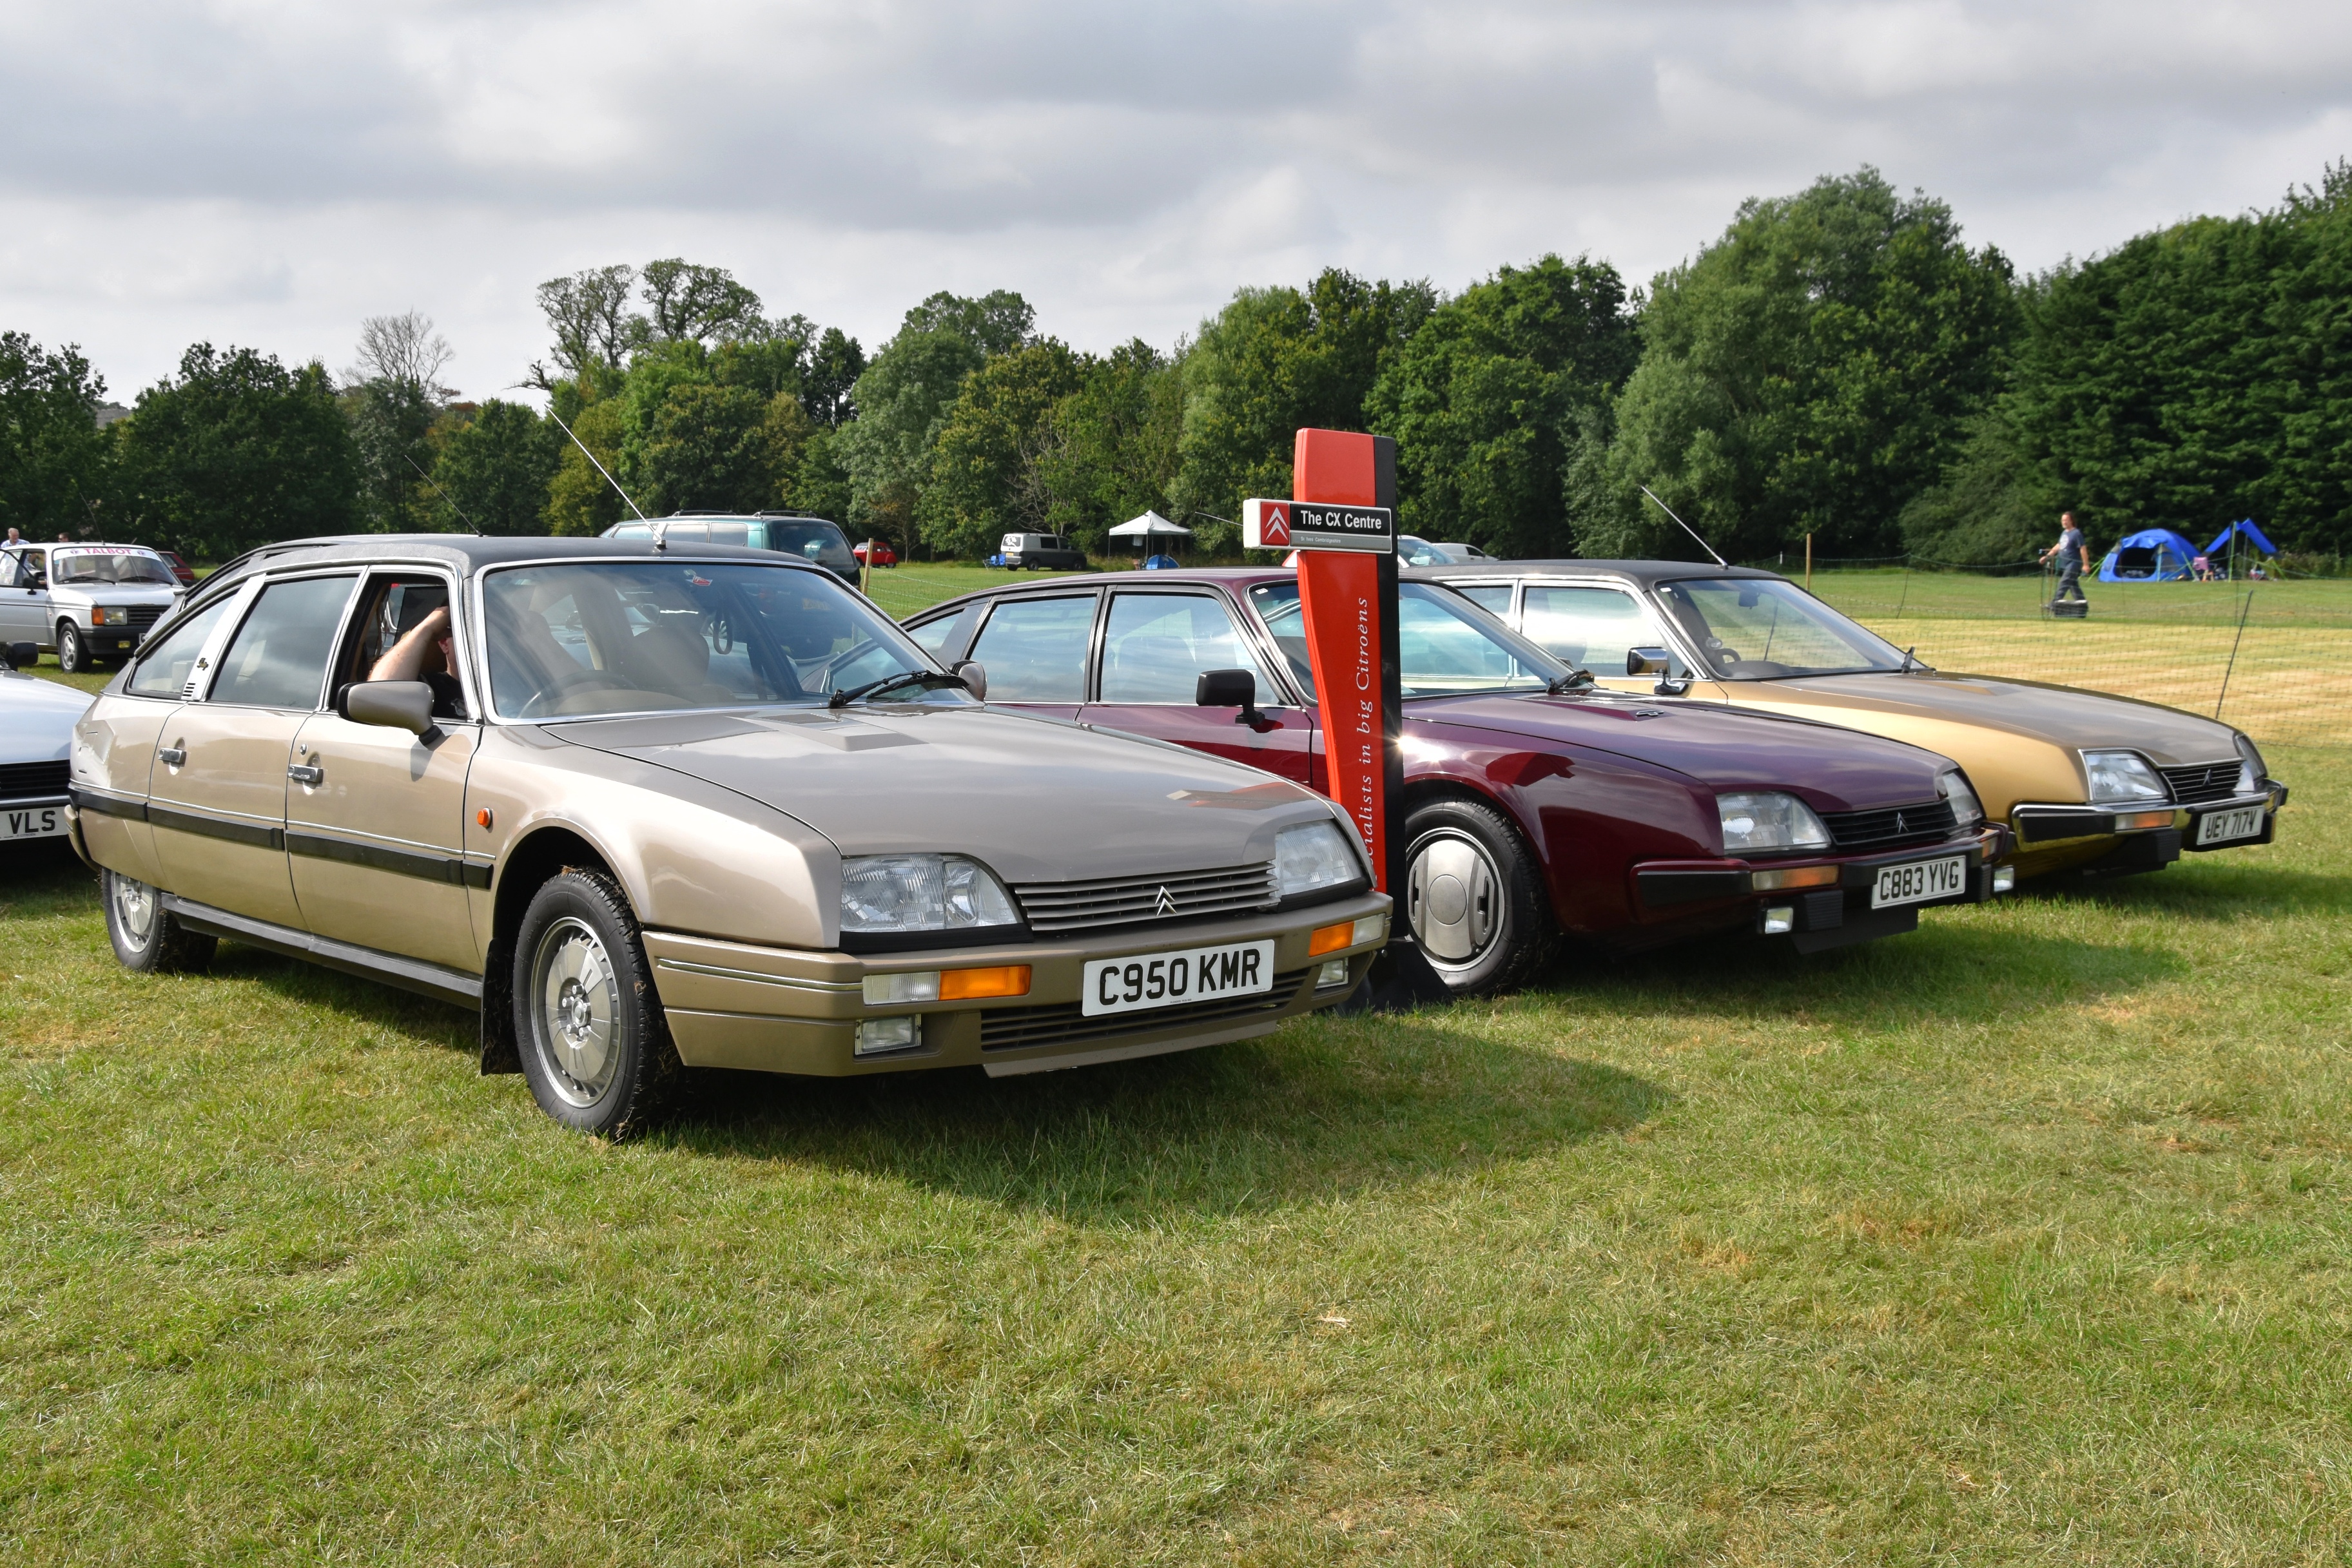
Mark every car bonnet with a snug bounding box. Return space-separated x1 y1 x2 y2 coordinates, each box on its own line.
546 704 1349 882
1736 671 2244 764
1412 690 1958 812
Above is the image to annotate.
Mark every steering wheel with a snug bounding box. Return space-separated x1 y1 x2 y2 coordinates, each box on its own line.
517 668 632 717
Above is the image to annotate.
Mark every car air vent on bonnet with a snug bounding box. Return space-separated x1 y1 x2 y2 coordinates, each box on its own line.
1011 863 1279 933
1819 799 1959 853
0 760 70 800
2159 761 2239 805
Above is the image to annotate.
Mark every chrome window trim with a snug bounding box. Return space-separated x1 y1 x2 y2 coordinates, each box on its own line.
1089 586 1294 708
197 568 364 712
334 564 478 722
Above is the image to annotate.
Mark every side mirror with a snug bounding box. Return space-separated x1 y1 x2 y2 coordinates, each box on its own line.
950 660 987 701
1196 668 1264 728
1625 647 1673 675
338 679 436 735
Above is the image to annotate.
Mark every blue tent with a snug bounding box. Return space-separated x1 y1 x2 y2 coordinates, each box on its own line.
2097 528 2199 582
2203 518 2277 557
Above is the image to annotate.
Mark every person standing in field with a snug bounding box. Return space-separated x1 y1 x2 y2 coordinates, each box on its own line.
2042 512 2090 605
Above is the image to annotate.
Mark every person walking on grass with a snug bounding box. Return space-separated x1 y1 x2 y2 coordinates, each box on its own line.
2043 511 2090 606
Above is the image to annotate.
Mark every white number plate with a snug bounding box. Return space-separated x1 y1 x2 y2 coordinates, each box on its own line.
1083 938 1275 1018
2196 806 2264 846
2 804 66 841
1871 854 1967 909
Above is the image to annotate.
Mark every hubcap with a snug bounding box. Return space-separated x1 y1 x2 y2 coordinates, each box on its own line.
111 873 157 951
1408 831 1501 967
531 917 622 1107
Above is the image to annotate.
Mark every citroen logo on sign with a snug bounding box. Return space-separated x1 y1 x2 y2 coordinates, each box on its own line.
1154 886 1177 916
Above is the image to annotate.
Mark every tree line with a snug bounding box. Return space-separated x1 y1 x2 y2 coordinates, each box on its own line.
4 162 2346 567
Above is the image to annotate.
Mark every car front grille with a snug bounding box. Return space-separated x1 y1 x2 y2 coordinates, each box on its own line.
1820 798 1959 853
979 968 1312 1052
1011 863 1279 934
124 605 165 630
0 760 69 800
2159 761 2242 805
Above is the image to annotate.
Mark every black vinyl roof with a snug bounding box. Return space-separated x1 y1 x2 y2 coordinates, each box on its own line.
206 533 822 588
1404 558 1787 588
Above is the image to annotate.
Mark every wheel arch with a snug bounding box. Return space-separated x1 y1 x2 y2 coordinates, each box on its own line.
479 822 622 1076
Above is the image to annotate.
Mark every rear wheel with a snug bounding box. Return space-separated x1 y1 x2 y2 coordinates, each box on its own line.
1403 795 1554 996
102 867 216 974
512 869 679 1138
57 622 91 674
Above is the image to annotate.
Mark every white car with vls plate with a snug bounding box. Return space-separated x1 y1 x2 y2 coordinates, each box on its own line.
0 543 184 675
1 653 92 850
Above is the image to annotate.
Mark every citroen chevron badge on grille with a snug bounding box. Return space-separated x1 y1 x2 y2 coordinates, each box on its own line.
1154 886 1176 915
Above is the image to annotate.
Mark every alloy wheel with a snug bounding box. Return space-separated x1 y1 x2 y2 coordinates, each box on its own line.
530 916 623 1108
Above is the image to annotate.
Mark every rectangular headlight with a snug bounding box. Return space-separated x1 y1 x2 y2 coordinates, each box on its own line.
1937 769 1983 826
2082 750 2167 804
1274 820 1361 898
841 854 1018 934
1719 792 1832 853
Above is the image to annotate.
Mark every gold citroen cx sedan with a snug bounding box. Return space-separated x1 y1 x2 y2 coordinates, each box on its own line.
65 537 1390 1136
1408 560 2287 884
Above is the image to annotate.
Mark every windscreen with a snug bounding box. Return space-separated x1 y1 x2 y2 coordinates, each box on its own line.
1654 577 1910 678
1247 579 1567 699
763 521 857 568
51 550 177 586
481 561 951 720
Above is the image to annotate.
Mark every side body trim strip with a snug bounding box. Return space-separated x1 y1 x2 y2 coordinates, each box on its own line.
159 893 483 1007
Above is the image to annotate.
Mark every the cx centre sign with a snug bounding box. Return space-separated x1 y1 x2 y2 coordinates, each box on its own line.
1241 498 1395 554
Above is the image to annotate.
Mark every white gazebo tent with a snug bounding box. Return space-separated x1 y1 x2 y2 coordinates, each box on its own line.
1107 510 1192 562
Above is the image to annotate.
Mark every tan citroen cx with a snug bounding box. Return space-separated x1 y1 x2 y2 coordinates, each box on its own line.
66 536 1390 1137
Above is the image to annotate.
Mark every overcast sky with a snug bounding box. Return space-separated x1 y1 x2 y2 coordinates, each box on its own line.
4 0 2348 405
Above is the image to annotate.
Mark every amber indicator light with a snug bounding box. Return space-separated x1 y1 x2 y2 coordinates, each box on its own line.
476 808 494 829
939 965 1031 1000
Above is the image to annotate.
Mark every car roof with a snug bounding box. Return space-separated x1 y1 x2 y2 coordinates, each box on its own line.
1405 558 1785 588
906 566 1290 623
203 533 838 587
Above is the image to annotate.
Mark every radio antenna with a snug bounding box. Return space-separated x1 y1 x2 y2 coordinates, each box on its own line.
549 408 649 523
1639 486 1727 567
405 453 484 536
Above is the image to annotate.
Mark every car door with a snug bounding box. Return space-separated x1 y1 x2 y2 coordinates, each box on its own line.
961 592 1098 721
77 590 246 887
286 572 482 973
149 571 359 929
0 548 50 646
1079 588 1319 786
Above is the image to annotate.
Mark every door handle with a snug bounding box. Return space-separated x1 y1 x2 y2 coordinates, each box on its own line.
287 764 324 787
157 746 186 766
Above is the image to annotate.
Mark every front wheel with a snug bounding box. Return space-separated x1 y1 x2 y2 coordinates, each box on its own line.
57 622 91 674
102 867 216 974
1403 796 1555 996
512 869 679 1138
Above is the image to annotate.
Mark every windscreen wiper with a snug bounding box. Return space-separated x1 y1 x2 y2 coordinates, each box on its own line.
827 669 970 709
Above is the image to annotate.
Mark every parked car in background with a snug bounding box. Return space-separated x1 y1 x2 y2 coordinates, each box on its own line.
1407 559 2288 884
2 658 91 853
998 533 1087 570
906 568 2011 995
155 550 197 587
852 541 898 568
66 536 1389 1137
0 541 184 673
601 512 860 586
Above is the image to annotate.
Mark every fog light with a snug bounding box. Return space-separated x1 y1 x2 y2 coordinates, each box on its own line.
863 970 940 1004
1992 865 2016 894
1760 905 1795 936
1751 865 1840 891
853 1016 922 1056
1316 958 1352 989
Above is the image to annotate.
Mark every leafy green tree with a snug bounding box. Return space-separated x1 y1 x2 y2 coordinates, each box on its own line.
429 400 559 534
919 340 1087 557
804 327 867 426
1171 269 1434 547
789 427 855 523
639 259 764 346
1366 255 1637 557
0 332 111 540
112 344 361 558
1587 168 2018 562
342 311 455 532
1035 340 1187 550
541 397 628 536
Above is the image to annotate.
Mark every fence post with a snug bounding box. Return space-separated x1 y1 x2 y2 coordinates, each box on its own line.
1805 533 1813 592
2214 590 2254 721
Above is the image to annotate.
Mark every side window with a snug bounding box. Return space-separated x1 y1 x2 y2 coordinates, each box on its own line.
1099 592 1278 703
210 576 358 710
1246 581 1316 699
1521 585 1655 673
1455 583 1515 616
0 552 17 588
907 615 960 659
660 522 709 543
126 595 238 699
703 521 750 547
966 595 1094 702
337 576 468 719
610 524 653 540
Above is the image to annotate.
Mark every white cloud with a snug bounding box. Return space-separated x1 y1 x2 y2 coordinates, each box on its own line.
1 0 2346 402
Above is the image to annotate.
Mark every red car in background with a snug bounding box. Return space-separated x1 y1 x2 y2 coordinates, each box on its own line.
906 569 2013 995
155 550 196 586
852 541 898 568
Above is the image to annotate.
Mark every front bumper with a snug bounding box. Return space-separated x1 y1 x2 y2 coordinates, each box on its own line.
643 889 1391 1078
1633 824 2014 953
2012 779 2286 858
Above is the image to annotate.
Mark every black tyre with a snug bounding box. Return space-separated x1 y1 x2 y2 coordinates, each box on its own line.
1403 795 1555 996
56 622 91 674
102 867 217 974
512 868 679 1138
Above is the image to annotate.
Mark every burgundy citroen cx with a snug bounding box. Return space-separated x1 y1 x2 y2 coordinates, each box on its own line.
905 569 2014 996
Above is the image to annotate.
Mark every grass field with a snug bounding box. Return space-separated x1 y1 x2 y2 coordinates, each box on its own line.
5 693 2348 1558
